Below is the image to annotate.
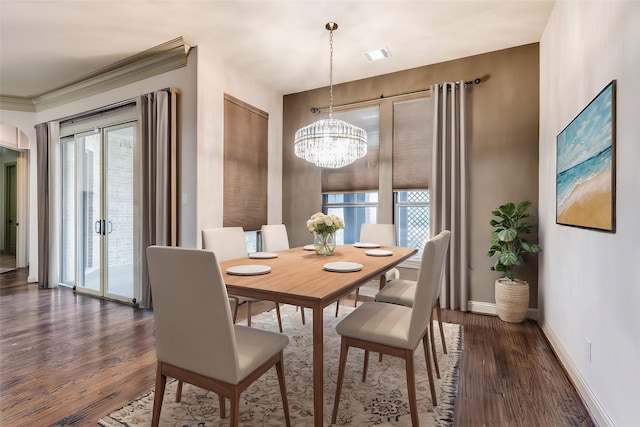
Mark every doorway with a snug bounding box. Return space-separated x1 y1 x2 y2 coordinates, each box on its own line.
1 147 18 273
60 123 136 302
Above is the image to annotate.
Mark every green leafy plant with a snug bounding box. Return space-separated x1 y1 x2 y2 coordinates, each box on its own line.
487 201 542 280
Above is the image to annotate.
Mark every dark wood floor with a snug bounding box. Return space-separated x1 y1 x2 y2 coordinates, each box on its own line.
1 268 594 426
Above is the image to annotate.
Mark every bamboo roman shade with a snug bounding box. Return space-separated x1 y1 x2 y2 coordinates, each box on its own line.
223 94 268 231
321 149 379 192
393 97 433 190
321 106 380 193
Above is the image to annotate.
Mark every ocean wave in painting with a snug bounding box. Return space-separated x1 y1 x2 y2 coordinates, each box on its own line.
556 145 612 207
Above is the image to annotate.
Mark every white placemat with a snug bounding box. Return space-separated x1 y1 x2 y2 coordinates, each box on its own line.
365 249 393 257
226 265 272 276
323 262 363 273
249 252 278 259
353 242 381 248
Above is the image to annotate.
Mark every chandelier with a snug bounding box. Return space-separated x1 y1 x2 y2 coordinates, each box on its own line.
294 22 367 169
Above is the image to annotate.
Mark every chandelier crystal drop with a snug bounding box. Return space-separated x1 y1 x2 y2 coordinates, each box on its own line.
294 22 367 169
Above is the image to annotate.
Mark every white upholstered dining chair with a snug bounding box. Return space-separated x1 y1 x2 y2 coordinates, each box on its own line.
335 223 400 316
331 230 451 426
260 224 306 325
202 227 283 332
375 230 452 378
146 246 291 427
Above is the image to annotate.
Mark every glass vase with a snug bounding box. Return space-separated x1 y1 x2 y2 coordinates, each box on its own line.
314 232 336 256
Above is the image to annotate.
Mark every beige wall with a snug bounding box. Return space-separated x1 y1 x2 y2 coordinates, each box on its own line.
283 43 540 308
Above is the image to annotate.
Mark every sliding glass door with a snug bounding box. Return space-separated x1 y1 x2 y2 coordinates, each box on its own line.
61 123 136 302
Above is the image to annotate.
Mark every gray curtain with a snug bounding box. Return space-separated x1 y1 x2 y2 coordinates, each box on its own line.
136 89 176 309
430 81 469 310
35 123 52 288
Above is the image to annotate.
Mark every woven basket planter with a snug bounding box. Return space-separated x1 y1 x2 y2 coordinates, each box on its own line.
495 278 529 323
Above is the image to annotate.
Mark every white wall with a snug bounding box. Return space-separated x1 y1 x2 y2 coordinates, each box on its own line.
539 2 640 426
0 111 39 278
195 42 283 244
0 49 199 280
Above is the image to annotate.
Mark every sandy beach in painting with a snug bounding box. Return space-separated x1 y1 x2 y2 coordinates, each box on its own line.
557 170 612 229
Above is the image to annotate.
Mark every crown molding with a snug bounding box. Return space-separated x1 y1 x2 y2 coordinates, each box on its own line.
0 36 194 113
0 96 36 112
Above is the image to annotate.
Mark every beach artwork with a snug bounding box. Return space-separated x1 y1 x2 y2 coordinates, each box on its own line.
556 81 616 232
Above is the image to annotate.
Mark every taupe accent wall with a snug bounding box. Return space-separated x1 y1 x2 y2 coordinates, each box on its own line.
283 43 539 308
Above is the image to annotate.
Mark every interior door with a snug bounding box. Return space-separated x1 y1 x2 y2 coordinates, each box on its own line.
4 163 17 255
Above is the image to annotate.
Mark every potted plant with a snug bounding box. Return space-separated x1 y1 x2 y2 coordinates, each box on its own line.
487 201 542 323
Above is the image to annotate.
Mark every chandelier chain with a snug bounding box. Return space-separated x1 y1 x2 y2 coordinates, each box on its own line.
328 26 334 119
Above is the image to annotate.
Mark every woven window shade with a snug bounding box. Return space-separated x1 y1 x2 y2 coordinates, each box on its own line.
223 94 268 231
321 149 379 192
393 97 432 190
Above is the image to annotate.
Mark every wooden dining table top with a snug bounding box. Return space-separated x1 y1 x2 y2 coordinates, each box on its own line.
218 244 417 308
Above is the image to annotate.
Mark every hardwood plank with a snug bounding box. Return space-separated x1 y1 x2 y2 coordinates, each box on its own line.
0 268 594 426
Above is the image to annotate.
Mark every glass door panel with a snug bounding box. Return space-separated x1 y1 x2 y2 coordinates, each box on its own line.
77 132 102 293
61 138 76 285
105 124 135 299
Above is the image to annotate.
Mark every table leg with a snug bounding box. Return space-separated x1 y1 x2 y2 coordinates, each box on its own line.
313 306 324 426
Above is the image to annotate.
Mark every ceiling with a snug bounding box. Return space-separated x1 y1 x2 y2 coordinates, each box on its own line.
0 1 555 99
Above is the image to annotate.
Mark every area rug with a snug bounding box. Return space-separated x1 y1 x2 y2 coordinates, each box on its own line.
99 304 463 426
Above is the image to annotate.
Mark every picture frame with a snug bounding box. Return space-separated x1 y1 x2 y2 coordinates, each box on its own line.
556 80 616 232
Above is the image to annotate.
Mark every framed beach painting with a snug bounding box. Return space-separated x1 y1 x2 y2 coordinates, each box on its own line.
556 80 616 232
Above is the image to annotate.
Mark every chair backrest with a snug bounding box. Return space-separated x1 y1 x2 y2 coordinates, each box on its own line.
360 223 395 246
261 224 290 252
201 227 247 261
407 230 451 346
146 246 241 384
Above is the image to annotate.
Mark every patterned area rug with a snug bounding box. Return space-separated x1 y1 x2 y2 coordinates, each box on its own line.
99 304 463 426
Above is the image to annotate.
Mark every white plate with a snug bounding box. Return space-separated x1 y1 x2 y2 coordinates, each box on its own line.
226 265 272 276
249 252 278 259
365 249 394 257
323 262 363 273
353 242 381 248
303 244 315 251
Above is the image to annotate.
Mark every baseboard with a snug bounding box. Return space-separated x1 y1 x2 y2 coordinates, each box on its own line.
467 300 538 321
27 275 38 283
540 322 613 427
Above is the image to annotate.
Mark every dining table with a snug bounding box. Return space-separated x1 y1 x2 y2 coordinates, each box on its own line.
218 243 417 426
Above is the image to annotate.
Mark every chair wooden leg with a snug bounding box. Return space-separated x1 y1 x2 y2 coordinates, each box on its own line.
404 350 419 427
335 300 340 317
151 363 167 427
275 303 283 333
435 298 447 354
275 354 292 427
353 288 359 307
300 306 305 325
230 389 240 427
331 338 349 424
422 332 438 406
362 350 369 382
175 380 183 402
247 301 252 327
219 394 226 418
429 316 441 379
232 301 239 324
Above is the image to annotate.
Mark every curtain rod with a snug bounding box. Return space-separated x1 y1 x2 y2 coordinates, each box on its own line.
311 77 482 113
56 87 177 125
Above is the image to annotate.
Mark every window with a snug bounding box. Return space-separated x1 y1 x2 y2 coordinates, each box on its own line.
322 192 378 244
395 190 430 258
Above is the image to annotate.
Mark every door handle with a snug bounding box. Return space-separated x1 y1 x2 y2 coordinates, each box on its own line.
95 220 102 234
107 221 113 234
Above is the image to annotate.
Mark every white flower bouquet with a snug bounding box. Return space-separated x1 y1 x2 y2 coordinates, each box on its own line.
306 212 345 236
